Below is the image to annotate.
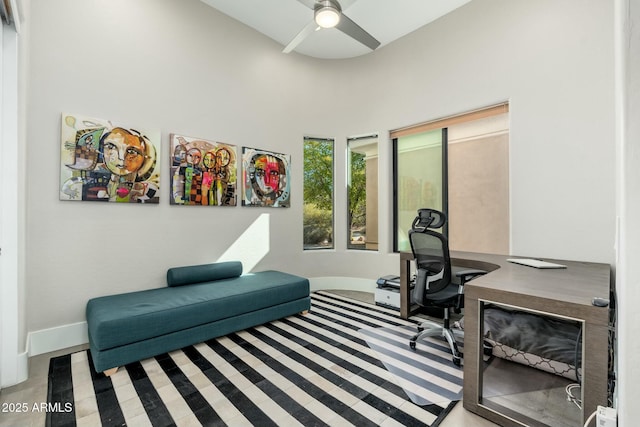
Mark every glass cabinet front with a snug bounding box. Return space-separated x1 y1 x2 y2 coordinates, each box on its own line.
477 300 584 427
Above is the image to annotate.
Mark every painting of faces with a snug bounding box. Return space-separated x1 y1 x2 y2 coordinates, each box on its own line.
60 113 161 203
242 147 291 208
170 134 237 206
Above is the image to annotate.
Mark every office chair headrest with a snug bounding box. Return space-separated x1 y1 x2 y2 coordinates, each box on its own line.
411 208 447 231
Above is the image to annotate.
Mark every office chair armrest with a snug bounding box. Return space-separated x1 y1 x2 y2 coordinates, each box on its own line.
455 269 487 285
454 269 488 310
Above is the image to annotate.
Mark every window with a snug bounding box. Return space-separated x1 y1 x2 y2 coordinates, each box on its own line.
392 104 510 254
393 129 445 252
347 135 378 251
303 137 334 250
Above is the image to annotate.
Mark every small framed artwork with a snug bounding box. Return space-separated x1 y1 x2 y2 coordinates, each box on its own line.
59 113 161 203
242 147 291 208
169 134 237 206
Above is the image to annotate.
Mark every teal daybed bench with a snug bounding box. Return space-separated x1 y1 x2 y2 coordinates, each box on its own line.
86 261 310 375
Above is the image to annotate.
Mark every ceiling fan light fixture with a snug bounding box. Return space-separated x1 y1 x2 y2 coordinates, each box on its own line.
314 1 341 29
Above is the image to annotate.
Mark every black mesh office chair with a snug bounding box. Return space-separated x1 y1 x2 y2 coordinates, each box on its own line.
408 208 487 365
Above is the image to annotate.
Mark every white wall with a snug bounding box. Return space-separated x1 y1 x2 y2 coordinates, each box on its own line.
615 0 639 424
25 0 615 347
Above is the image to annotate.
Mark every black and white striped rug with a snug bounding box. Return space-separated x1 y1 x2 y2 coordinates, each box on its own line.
46 291 461 427
359 325 463 407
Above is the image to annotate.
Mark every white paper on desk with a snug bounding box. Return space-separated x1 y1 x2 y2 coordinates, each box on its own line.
506 258 567 269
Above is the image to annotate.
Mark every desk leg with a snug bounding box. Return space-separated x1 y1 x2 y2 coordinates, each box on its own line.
463 297 482 414
400 257 411 319
582 323 609 422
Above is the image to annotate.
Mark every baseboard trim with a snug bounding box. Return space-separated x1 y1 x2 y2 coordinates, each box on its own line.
28 321 88 357
0 350 29 388
309 276 377 293
17 351 28 383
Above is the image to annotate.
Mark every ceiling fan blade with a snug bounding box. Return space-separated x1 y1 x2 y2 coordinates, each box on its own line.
296 0 317 10
283 20 318 53
336 13 380 51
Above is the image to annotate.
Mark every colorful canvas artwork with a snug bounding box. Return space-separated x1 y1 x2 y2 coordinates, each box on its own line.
59 113 161 203
170 134 237 206
242 147 291 208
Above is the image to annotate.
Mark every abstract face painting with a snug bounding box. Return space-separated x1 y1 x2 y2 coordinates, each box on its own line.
242 147 291 208
59 114 161 203
169 134 237 206
102 128 148 176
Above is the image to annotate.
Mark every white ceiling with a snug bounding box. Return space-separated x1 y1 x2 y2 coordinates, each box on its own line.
200 0 472 59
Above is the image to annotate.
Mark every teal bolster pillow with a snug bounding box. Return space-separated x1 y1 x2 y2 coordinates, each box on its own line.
166 261 243 287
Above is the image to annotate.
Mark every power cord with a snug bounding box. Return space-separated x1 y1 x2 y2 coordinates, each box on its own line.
566 322 583 410
583 409 597 427
565 383 582 410
575 323 583 384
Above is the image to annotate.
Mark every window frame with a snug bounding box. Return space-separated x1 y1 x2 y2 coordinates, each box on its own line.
392 128 448 252
346 134 379 251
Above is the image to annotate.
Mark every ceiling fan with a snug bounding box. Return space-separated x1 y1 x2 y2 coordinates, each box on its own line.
283 0 381 54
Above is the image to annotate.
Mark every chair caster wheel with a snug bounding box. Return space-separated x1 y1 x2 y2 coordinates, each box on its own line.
483 342 493 357
409 341 416 350
453 356 461 366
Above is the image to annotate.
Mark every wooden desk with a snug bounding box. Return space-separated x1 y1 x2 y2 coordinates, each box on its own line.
399 251 611 426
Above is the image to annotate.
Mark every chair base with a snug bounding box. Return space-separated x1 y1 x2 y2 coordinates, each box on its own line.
409 319 463 366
